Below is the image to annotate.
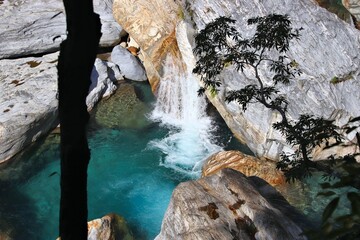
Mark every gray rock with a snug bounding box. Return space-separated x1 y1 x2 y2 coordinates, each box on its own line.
155 168 307 240
86 58 123 111
0 52 59 163
176 0 360 160
0 0 124 59
110 45 147 81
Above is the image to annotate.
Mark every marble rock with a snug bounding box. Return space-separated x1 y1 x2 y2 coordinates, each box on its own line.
87 58 123 111
0 52 59 163
0 0 124 59
110 45 147 81
155 168 308 240
202 151 286 186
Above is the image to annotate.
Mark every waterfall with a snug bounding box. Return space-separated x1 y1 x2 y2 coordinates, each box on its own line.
149 53 222 177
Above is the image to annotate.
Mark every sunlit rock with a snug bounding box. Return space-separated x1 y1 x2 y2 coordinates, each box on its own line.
0 0 124 59
113 0 182 91
156 168 308 240
0 52 59 163
110 45 147 81
202 151 286 186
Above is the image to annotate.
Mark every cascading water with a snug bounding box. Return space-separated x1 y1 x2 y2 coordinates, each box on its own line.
149 53 222 177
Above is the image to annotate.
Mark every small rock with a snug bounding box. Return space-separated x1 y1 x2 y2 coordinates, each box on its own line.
155 169 307 240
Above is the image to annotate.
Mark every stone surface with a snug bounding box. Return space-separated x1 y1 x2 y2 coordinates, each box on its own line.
113 0 181 91
110 45 147 81
0 0 124 59
202 151 286 186
343 0 360 21
155 168 307 240
87 58 123 111
0 52 59 163
87 213 134 240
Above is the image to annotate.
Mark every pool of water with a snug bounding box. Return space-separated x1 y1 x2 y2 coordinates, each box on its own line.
0 81 246 240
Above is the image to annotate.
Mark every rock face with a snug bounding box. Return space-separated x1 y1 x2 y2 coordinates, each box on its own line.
113 0 360 160
155 168 307 240
0 53 59 163
113 0 181 91
87 213 134 240
0 0 124 59
202 151 285 186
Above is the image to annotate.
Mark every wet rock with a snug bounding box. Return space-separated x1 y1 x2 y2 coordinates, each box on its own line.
202 151 286 186
156 168 307 240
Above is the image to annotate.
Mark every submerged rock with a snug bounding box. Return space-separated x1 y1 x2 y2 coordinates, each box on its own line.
156 168 307 240
94 83 150 129
202 151 286 186
0 0 123 59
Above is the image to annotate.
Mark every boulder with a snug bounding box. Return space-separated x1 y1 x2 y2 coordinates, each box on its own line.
110 45 147 81
202 151 286 186
87 213 134 240
155 168 308 240
0 0 124 59
113 0 360 160
0 52 59 163
87 58 123 111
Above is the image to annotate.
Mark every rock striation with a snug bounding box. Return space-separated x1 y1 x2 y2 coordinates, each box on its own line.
155 168 308 240
113 0 360 160
0 0 124 59
343 0 360 22
202 151 286 186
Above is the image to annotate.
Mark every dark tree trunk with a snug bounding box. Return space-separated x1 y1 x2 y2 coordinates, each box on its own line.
57 0 101 239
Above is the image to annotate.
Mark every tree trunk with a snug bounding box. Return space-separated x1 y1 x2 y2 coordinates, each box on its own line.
57 0 101 239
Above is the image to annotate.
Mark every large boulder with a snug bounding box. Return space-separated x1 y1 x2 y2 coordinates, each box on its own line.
202 151 286 186
0 52 59 163
110 45 147 81
0 0 124 59
155 168 308 240
113 0 360 160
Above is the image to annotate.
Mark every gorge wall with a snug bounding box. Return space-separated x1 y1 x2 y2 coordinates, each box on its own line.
113 0 360 161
